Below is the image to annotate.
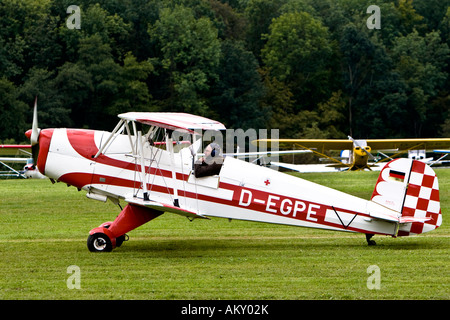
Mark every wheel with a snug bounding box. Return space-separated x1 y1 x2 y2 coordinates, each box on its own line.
87 233 113 252
115 234 129 247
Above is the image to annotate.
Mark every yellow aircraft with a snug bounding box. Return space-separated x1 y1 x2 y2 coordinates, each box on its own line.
254 137 450 171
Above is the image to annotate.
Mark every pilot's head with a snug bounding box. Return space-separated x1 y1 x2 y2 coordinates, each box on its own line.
204 143 223 163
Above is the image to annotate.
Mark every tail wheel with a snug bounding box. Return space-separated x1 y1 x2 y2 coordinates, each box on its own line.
87 233 113 252
365 233 376 246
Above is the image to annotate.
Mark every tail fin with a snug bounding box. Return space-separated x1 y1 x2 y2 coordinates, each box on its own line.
371 158 442 236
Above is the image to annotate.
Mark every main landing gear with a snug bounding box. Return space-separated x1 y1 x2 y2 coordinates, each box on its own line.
87 203 162 252
365 233 376 246
87 223 129 252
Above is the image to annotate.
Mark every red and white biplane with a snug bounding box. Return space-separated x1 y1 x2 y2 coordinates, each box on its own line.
25 102 443 251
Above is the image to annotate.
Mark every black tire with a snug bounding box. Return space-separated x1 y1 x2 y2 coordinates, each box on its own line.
116 234 125 247
87 233 113 252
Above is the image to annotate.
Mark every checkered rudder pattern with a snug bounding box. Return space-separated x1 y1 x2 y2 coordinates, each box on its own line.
399 160 442 236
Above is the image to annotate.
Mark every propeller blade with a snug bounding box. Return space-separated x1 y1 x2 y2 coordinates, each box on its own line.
30 97 41 164
348 136 375 160
30 97 40 146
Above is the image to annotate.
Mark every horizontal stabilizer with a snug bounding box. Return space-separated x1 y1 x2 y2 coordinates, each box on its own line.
399 216 432 224
367 201 399 222
125 196 209 220
367 201 431 224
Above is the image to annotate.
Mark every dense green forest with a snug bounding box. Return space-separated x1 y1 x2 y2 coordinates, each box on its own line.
1 0 449 143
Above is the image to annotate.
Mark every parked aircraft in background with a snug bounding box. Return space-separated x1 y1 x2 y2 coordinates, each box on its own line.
254 137 450 172
0 144 45 178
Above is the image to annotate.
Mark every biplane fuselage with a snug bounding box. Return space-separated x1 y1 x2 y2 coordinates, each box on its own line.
25 110 443 252
40 127 386 232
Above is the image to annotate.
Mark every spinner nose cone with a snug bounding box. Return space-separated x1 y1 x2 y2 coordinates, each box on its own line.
25 129 32 140
24 127 54 176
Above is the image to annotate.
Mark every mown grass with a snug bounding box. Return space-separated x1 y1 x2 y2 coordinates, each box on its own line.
0 169 448 300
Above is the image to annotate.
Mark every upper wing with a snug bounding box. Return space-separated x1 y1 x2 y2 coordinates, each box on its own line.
433 149 450 153
365 138 450 150
0 145 32 156
119 112 226 134
253 139 353 153
254 138 450 152
0 157 29 163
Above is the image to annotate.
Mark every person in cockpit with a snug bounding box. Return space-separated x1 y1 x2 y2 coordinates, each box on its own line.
194 143 224 178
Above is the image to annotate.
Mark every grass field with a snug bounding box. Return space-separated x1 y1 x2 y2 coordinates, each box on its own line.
0 169 448 300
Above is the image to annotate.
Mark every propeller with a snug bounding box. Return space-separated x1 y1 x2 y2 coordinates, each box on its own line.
348 136 375 160
30 97 41 164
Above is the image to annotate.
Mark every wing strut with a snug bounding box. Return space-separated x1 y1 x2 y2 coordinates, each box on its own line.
165 129 180 207
332 206 358 229
294 143 351 168
0 160 27 178
137 130 149 201
93 119 125 159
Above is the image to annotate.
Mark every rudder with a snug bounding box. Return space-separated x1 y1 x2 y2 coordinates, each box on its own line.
371 158 442 236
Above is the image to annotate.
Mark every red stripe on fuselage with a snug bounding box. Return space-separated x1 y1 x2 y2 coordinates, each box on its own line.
59 169 375 234
59 172 175 196
66 129 137 171
61 129 378 234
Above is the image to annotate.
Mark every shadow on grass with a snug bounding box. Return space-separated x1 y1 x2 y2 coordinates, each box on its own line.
105 233 444 256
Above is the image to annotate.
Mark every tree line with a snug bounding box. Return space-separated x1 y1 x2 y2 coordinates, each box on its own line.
1 0 449 144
